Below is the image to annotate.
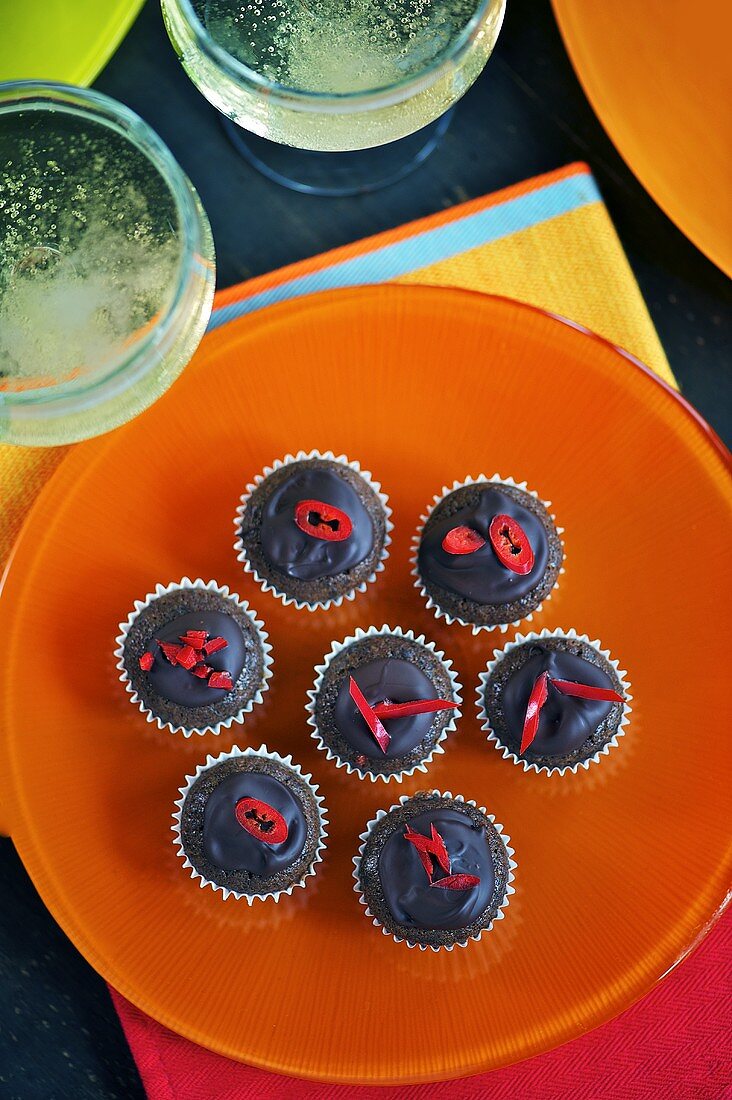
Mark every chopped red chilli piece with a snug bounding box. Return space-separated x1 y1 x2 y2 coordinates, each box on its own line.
157 640 183 665
179 630 207 649
349 676 390 753
404 823 451 876
551 679 624 703
191 664 212 678
203 636 228 656
430 874 481 891
139 651 154 671
372 698 459 719
235 797 288 844
208 671 234 691
520 671 550 754
488 513 535 575
294 498 353 542
175 645 198 670
442 525 486 555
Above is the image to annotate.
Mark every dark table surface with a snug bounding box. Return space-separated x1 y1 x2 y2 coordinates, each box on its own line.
1 1 730 1096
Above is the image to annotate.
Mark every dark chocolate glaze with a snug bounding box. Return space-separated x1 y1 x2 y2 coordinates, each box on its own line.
203 772 306 877
499 644 616 756
379 808 495 930
333 657 438 760
259 467 374 581
418 486 549 604
147 610 246 708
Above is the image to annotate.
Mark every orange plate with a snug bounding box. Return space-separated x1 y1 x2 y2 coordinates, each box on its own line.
552 0 732 277
1 286 731 1084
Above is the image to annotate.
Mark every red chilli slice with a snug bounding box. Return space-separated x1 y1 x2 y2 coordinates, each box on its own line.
372 698 459 719
442 525 486 555
235 797 288 845
551 679 624 703
157 641 183 665
294 499 353 542
203 636 228 656
520 671 550 754
139 651 154 671
349 676 390 753
208 671 234 691
488 513 535 575
430 874 480 891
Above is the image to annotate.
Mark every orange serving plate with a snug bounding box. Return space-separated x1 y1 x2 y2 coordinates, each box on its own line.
1 286 731 1083
552 0 732 277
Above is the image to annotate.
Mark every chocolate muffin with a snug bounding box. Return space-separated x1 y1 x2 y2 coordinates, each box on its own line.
307 626 461 782
173 745 328 902
116 579 273 736
234 450 392 610
414 476 563 632
354 791 516 950
478 629 631 775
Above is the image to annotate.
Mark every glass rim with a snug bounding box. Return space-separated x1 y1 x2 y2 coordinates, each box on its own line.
0 79 212 411
167 0 503 109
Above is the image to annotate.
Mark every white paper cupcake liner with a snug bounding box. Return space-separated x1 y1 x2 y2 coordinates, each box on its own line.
233 449 393 611
172 743 328 903
352 791 517 952
411 474 565 635
476 627 633 776
306 625 463 783
114 578 273 737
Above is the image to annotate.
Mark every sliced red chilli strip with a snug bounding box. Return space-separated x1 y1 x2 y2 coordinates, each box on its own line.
157 640 183 665
175 644 198 670
520 670 550 754
235 797 288 845
138 651 154 671
191 663 212 678
208 671 234 691
409 840 434 880
203 636 228 656
349 676 390 753
372 698 459 719
404 823 451 875
294 498 353 542
551 679 624 703
430 874 480 890
179 630 207 650
488 513 535 575
442 525 486 555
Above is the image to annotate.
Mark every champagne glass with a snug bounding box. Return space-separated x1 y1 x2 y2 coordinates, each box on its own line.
0 81 216 446
161 0 506 195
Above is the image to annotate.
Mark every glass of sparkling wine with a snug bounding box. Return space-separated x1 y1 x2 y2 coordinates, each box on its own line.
0 82 216 446
160 0 506 195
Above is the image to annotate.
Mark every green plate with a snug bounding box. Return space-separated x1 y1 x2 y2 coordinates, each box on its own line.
0 0 144 87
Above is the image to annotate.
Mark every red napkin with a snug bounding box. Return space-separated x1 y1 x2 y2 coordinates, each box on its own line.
110 910 730 1099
